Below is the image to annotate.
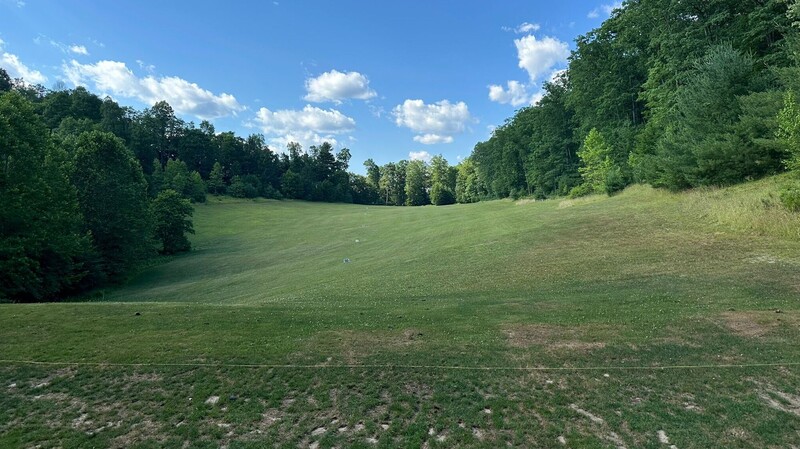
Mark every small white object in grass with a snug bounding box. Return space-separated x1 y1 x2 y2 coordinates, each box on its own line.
483 408 492 414
343 258 351 263
428 428 436 436
657 430 670 444
366 437 378 444
355 239 360 243
205 396 220 405
311 427 326 436
8 383 16 388
381 423 389 430
604 373 610 378
558 436 567 445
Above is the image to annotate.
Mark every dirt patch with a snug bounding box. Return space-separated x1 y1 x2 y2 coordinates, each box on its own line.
570 404 604 424
260 408 282 427
505 324 612 351
720 311 798 339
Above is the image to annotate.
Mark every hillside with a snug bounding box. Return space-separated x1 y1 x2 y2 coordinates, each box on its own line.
2 177 800 448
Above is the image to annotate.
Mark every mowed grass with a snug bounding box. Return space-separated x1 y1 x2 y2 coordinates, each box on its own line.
2 176 800 448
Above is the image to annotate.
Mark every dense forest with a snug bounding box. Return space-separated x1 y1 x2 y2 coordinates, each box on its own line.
469 0 800 199
4 0 800 302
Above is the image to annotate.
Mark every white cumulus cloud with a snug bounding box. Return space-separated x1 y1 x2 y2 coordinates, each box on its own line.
409 151 432 163
63 59 244 120
304 69 377 103
488 80 537 107
515 35 570 82
0 39 47 84
253 105 356 150
589 1 623 18
393 99 473 144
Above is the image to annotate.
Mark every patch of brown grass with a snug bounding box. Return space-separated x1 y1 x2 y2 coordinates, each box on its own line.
504 324 614 351
720 311 799 339
310 328 425 364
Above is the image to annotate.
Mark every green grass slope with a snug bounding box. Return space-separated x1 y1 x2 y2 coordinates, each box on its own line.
2 176 800 448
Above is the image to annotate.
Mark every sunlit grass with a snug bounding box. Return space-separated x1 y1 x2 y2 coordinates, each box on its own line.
1 176 799 448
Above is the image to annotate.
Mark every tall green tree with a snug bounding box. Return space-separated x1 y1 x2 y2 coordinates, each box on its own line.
405 160 429 206
576 128 615 194
71 131 153 278
364 158 381 191
455 158 484 203
207 161 226 194
778 90 800 172
429 155 455 205
151 189 194 254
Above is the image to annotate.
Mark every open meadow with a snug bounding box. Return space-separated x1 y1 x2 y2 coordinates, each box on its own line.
2 177 800 448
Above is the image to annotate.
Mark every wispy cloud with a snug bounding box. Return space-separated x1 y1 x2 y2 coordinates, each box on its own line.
502 22 541 34
69 45 88 55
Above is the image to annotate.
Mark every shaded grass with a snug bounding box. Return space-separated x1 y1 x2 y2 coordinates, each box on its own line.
2 176 800 447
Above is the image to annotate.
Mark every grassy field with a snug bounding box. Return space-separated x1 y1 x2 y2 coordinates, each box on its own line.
2 176 800 448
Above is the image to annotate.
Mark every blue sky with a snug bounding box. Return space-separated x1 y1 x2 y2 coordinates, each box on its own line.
0 0 620 172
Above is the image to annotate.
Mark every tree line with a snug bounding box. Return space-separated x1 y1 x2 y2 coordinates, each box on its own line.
468 0 800 202
360 155 481 207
